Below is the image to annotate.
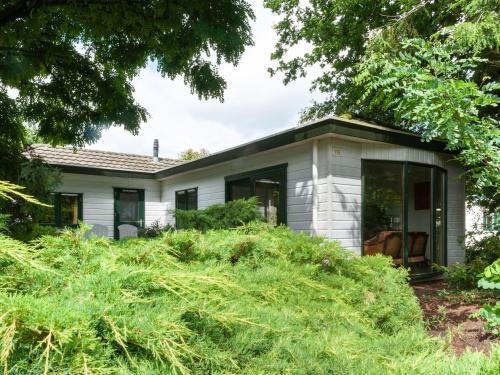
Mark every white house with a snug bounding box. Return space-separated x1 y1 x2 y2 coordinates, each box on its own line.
31 116 467 277
465 205 499 243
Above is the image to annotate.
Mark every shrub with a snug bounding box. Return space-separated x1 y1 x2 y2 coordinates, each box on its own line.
1 160 61 240
138 219 173 238
472 259 500 335
174 197 262 231
0 213 9 233
465 234 500 265
0 224 497 373
442 232 500 289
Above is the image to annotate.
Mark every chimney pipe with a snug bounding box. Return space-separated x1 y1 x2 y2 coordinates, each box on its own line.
153 139 159 163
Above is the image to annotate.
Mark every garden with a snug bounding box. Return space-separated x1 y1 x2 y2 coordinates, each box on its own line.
0 193 498 374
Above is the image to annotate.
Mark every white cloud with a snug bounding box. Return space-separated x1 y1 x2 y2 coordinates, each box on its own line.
89 0 323 159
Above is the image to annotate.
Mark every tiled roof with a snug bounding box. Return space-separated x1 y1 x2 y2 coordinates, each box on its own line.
28 144 183 173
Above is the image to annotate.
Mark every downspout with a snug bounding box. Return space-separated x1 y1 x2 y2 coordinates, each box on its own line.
312 139 319 236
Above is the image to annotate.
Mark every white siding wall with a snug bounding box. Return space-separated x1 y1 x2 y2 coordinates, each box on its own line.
160 142 315 233
446 161 466 264
317 138 362 250
57 173 164 237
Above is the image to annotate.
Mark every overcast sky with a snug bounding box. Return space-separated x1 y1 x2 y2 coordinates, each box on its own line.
89 0 323 159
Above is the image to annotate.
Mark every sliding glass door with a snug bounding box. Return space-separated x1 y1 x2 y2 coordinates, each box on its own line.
362 160 447 276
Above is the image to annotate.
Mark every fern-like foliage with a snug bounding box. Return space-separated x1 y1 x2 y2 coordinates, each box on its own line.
0 180 51 207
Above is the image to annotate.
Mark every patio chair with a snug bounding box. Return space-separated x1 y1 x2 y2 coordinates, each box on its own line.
84 224 108 238
408 232 428 264
118 224 138 239
364 231 403 264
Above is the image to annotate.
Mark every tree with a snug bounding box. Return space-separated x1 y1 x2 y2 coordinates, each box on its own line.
1 1 254 234
0 157 61 240
179 148 210 161
0 0 254 148
266 0 499 201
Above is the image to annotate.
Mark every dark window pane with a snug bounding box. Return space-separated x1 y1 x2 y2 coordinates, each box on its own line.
228 178 252 200
176 188 197 210
186 189 197 210
119 192 139 222
60 194 80 226
408 165 432 274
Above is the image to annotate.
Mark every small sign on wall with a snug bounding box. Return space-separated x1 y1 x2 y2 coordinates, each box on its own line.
332 148 344 157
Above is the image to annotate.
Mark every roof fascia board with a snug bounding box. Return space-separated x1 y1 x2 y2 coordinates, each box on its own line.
54 165 155 179
154 118 450 179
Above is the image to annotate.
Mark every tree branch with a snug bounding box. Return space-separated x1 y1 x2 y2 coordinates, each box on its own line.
0 0 132 28
0 0 43 27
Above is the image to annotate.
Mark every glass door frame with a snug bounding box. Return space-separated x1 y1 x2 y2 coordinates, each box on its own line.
113 187 145 239
361 160 448 270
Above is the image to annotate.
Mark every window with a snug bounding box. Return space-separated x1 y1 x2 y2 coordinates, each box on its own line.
175 188 198 210
483 210 499 231
361 160 447 276
225 164 287 226
42 193 83 227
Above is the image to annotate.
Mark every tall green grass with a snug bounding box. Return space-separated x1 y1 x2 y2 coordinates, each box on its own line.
0 223 498 374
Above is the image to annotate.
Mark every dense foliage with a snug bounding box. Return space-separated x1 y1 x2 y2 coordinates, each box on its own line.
441 233 500 289
472 259 500 335
138 219 173 239
265 0 499 201
0 0 254 147
175 198 262 231
0 158 60 241
0 223 498 373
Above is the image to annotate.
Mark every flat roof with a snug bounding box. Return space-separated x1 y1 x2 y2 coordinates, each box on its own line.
154 116 450 179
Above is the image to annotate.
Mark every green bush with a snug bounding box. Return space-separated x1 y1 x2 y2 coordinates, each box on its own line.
472 259 500 335
465 234 500 265
442 233 500 289
175 197 262 231
138 219 173 238
1 160 61 241
0 223 498 374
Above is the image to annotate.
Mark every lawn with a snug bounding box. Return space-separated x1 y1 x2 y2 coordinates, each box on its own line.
0 223 498 374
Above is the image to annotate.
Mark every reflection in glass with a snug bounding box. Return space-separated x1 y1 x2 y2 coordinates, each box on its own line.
119 191 139 223
363 161 447 275
435 169 446 266
255 179 280 226
362 161 404 265
226 168 285 226
60 194 79 226
228 178 252 201
407 165 432 275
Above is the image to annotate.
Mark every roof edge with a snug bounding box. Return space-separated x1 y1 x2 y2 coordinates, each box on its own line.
53 164 155 179
154 117 450 179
